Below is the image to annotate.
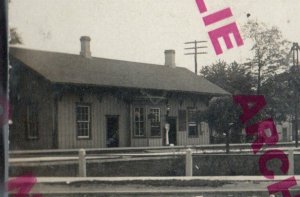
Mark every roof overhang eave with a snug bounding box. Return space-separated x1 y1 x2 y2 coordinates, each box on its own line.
52 81 231 96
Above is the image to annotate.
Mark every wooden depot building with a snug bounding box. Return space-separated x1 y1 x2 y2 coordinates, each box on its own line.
9 36 229 150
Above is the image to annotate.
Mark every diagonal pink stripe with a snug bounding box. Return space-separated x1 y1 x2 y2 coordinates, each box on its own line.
203 7 232 26
195 0 207 13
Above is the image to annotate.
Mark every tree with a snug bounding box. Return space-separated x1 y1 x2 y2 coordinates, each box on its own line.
200 96 243 144
242 20 291 94
9 28 22 45
200 60 254 94
199 61 255 144
260 72 293 122
9 1 22 45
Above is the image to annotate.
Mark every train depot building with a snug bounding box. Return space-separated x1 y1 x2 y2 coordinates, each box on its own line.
9 36 228 150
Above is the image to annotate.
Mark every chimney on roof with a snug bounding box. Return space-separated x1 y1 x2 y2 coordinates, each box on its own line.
164 50 176 68
80 36 91 58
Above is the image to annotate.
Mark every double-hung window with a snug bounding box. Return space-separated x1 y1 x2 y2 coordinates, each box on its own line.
76 104 91 139
150 108 161 137
26 103 39 140
134 107 145 137
188 108 198 137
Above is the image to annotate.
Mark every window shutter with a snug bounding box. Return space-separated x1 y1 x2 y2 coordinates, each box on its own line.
178 110 187 131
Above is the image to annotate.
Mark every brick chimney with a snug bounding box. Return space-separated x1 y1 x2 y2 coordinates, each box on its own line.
80 36 91 58
164 50 175 68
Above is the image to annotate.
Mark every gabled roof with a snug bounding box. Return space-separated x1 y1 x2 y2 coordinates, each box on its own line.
10 47 229 95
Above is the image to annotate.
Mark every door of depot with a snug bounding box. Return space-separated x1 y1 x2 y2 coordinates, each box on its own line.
167 117 177 145
106 115 119 147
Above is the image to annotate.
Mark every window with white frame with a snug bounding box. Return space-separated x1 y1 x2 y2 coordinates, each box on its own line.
26 103 39 140
188 108 198 137
76 104 91 139
134 107 145 137
150 108 161 137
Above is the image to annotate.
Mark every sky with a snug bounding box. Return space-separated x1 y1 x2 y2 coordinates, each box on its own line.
8 0 300 72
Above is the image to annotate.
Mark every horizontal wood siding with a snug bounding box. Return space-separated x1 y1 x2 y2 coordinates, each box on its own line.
58 93 129 149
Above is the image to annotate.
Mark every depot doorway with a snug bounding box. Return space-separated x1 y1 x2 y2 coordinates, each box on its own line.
167 117 177 145
106 115 119 147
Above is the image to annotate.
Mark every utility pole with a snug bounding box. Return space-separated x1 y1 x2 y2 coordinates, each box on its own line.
0 0 9 197
291 42 300 147
184 40 207 74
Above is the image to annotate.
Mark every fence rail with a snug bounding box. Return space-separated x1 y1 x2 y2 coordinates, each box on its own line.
9 147 298 177
9 142 299 157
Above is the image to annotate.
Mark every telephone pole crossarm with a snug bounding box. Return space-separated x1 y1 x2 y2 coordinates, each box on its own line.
184 46 208 50
184 40 208 74
184 41 207 44
184 52 207 55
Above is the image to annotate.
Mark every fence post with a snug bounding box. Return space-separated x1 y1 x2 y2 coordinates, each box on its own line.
79 149 86 177
288 149 294 175
185 148 193 176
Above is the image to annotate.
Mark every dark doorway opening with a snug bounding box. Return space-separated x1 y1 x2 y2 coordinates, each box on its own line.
167 117 177 145
106 116 119 147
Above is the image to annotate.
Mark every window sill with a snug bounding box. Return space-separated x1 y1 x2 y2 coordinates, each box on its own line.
77 136 91 140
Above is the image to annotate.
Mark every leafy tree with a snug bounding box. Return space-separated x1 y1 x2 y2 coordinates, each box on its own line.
9 28 22 45
200 60 227 90
201 20 294 145
242 20 291 94
200 60 254 94
9 1 22 45
199 61 255 144
200 96 243 144
260 64 300 124
261 72 292 122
